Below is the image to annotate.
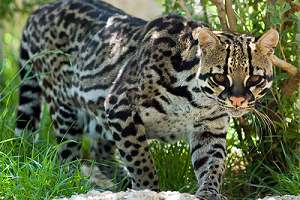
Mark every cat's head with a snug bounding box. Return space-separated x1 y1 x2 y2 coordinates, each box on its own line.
196 28 279 117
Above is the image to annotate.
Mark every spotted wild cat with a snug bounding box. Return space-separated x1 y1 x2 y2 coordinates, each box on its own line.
16 0 279 199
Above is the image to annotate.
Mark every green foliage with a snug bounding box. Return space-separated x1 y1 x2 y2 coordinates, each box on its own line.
0 0 57 24
268 1 298 28
150 140 198 193
0 136 91 199
154 0 221 27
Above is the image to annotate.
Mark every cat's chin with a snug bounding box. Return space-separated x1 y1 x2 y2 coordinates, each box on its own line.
227 109 248 118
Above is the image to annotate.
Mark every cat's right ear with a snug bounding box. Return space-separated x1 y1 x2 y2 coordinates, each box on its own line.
256 29 279 56
198 28 220 53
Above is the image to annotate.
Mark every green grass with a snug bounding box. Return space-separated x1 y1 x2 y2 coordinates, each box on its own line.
150 140 198 194
224 128 300 199
0 139 90 199
0 89 91 199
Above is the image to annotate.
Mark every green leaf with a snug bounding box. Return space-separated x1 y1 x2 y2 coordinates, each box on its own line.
283 14 299 23
274 73 290 81
275 1 281 7
270 16 282 25
267 5 278 15
250 10 260 18
281 5 291 13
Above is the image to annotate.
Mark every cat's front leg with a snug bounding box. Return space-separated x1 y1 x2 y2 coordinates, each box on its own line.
190 116 229 200
190 132 227 199
105 96 161 192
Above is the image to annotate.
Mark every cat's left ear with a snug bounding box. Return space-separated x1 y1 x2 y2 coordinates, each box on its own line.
257 29 279 56
198 28 220 54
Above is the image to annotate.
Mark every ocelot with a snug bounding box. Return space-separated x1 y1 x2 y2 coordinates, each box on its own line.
16 0 279 199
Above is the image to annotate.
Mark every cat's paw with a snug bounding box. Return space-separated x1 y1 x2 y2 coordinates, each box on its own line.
196 191 227 200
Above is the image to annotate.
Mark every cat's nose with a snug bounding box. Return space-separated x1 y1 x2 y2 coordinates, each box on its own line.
230 96 245 107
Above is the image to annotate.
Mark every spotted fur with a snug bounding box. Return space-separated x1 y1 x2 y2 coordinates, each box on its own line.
16 0 278 199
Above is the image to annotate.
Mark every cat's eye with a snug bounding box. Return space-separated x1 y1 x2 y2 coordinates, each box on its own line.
213 74 228 84
249 75 262 84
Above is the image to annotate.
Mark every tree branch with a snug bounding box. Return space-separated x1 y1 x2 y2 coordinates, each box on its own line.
271 55 299 77
177 0 193 20
271 55 300 99
225 0 237 31
233 10 252 34
210 0 229 31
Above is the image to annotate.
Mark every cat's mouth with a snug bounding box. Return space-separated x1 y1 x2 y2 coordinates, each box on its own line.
224 107 250 118
219 102 251 118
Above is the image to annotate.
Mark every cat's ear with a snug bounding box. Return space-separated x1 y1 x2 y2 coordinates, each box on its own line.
257 29 279 56
198 28 220 53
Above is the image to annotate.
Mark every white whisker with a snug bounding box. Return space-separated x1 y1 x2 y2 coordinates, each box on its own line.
255 102 286 131
251 108 275 138
248 112 263 148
